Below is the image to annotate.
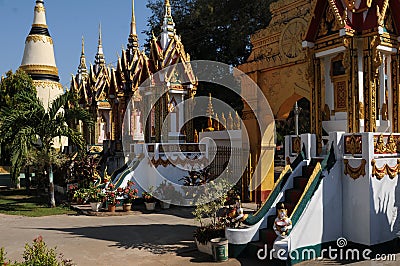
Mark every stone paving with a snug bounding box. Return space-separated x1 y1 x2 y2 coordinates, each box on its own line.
0 205 399 265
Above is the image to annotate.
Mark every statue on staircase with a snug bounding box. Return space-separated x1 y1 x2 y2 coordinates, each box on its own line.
273 202 292 237
226 196 246 228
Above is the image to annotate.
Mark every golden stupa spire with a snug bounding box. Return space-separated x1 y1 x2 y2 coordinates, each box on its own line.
78 36 87 75
95 23 105 66
128 0 139 49
206 93 214 117
227 112 234 130
205 93 215 131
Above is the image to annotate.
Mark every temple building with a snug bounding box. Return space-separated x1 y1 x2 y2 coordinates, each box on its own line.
304 0 400 153
227 0 400 262
71 0 197 146
20 0 64 109
238 0 313 202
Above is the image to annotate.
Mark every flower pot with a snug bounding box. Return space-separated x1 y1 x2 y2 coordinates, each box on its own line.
90 202 102 212
195 239 212 255
144 202 156 211
160 200 172 209
123 203 132 212
108 204 116 212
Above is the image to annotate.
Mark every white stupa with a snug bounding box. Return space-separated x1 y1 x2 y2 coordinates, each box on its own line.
20 0 63 109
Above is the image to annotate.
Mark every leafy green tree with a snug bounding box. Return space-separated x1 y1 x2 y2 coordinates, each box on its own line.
146 0 274 129
0 70 37 169
146 0 273 65
0 89 93 207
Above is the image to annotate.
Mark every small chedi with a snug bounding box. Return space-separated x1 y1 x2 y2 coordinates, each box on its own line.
273 202 292 237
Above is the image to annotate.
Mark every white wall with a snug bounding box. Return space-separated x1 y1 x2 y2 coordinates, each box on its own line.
289 162 343 252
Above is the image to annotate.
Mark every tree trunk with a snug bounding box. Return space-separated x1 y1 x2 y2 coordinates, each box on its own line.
25 166 30 195
49 165 56 207
10 166 21 189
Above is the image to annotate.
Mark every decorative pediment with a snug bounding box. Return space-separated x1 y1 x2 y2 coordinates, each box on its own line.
316 3 342 38
305 0 346 42
383 7 398 35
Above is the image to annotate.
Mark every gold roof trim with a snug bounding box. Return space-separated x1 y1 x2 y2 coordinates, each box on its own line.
20 64 59 76
327 0 345 28
26 35 53 45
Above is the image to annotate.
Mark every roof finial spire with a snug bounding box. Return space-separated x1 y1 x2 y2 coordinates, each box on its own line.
98 23 102 46
78 36 87 76
128 0 139 49
160 0 175 51
95 23 105 66
81 35 85 55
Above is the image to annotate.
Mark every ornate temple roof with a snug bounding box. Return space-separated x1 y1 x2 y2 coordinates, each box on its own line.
305 0 400 42
71 0 197 107
20 0 60 82
148 0 197 86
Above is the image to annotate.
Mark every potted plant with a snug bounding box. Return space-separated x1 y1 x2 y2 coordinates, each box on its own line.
180 167 215 205
72 187 87 205
87 185 105 212
142 187 156 211
105 183 121 212
67 183 78 202
192 179 228 255
122 181 139 212
155 181 181 209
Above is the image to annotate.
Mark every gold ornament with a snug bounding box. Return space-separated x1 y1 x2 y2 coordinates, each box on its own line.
344 134 362 155
371 159 400 180
374 134 386 154
344 159 366 180
26 35 53 45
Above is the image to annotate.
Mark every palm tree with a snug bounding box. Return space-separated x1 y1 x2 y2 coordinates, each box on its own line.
0 90 93 207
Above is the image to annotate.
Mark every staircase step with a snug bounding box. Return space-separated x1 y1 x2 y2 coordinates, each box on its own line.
285 202 296 216
267 215 275 229
302 165 308 176
285 188 303 203
293 177 308 189
304 166 314 177
259 228 277 246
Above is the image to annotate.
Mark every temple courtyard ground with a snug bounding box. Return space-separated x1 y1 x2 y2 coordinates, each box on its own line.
0 207 399 265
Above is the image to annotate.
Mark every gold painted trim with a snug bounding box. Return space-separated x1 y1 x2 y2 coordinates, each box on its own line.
32 24 48 28
290 163 322 219
327 0 345 28
344 159 366 180
253 164 292 217
20 65 59 76
34 6 46 13
26 35 53 45
32 80 63 90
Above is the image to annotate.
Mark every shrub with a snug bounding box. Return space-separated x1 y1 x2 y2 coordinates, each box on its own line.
0 247 10 265
1 236 73 266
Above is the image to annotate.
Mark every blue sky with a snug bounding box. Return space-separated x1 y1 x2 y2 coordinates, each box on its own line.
0 0 152 87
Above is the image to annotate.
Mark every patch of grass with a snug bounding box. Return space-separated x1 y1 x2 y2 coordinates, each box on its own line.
0 189 75 217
